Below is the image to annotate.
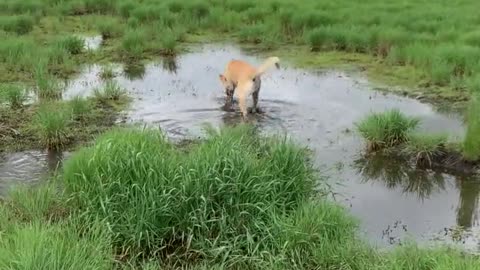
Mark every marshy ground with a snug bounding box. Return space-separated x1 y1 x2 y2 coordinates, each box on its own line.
2 0 480 269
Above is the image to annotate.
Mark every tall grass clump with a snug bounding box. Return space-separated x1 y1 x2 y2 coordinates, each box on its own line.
99 64 115 80
404 133 448 166
356 109 420 151
56 36 84 55
93 80 126 102
34 103 71 149
159 29 177 56
0 84 27 109
121 30 147 60
62 125 317 264
96 17 123 39
463 93 480 161
1 15 34 35
34 64 63 100
69 95 91 121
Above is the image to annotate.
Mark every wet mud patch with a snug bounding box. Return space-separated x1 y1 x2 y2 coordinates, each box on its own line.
3 44 480 251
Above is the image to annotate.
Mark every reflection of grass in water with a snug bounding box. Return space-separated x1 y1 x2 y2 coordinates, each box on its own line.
354 153 446 200
455 179 480 229
123 62 145 80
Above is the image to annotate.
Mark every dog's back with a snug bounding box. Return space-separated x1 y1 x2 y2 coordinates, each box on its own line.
224 60 257 85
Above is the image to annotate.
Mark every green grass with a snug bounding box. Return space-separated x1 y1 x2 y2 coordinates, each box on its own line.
0 15 34 35
356 109 420 151
121 29 147 60
34 102 71 149
56 35 85 55
69 95 91 121
62 125 316 262
0 126 478 269
34 63 63 100
159 29 178 56
93 80 126 102
0 84 27 109
463 93 480 161
99 64 116 80
404 133 448 166
96 17 123 39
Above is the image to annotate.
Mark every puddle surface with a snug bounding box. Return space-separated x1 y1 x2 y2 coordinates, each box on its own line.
0 149 66 196
3 44 480 251
82 35 102 51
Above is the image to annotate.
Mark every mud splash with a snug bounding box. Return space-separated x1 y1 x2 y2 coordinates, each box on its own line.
2 44 480 251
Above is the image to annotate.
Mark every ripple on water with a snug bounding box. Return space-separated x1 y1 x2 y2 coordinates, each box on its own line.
4 44 480 251
0 149 67 196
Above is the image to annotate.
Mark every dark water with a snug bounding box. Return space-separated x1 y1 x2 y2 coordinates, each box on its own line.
2 44 479 250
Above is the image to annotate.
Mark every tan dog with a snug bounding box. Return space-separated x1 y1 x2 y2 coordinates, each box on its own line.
219 56 280 119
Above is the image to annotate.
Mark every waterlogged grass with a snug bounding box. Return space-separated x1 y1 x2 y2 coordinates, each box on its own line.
56 36 85 55
34 102 71 149
0 94 129 152
93 80 126 102
121 30 147 60
0 84 27 109
356 109 478 171
99 64 116 80
34 64 63 100
356 109 420 151
404 133 448 167
0 126 479 269
69 95 91 121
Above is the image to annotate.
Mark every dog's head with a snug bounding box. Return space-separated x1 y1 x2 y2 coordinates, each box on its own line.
219 74 234 92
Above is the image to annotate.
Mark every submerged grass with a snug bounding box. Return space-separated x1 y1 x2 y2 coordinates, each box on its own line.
0 126 479 269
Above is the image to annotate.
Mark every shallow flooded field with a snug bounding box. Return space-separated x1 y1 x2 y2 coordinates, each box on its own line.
1 44 479 251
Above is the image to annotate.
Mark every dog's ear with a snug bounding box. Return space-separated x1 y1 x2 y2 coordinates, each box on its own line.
219 74 227 82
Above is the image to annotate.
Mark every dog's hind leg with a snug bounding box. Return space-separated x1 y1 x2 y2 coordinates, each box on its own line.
251 76 261 114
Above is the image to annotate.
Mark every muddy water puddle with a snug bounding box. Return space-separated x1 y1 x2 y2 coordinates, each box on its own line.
0 149 67 196
2 44 480 251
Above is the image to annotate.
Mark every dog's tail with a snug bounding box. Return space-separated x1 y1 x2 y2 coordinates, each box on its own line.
253 56 280 78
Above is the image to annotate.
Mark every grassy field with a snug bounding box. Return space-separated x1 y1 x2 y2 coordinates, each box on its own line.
0 0 479 104
1 125 479 269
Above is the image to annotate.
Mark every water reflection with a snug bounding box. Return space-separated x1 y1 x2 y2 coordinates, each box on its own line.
456 178 480 229
161 56 178 74
354 153 446 200
355 153 480 233
123 62 146 80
